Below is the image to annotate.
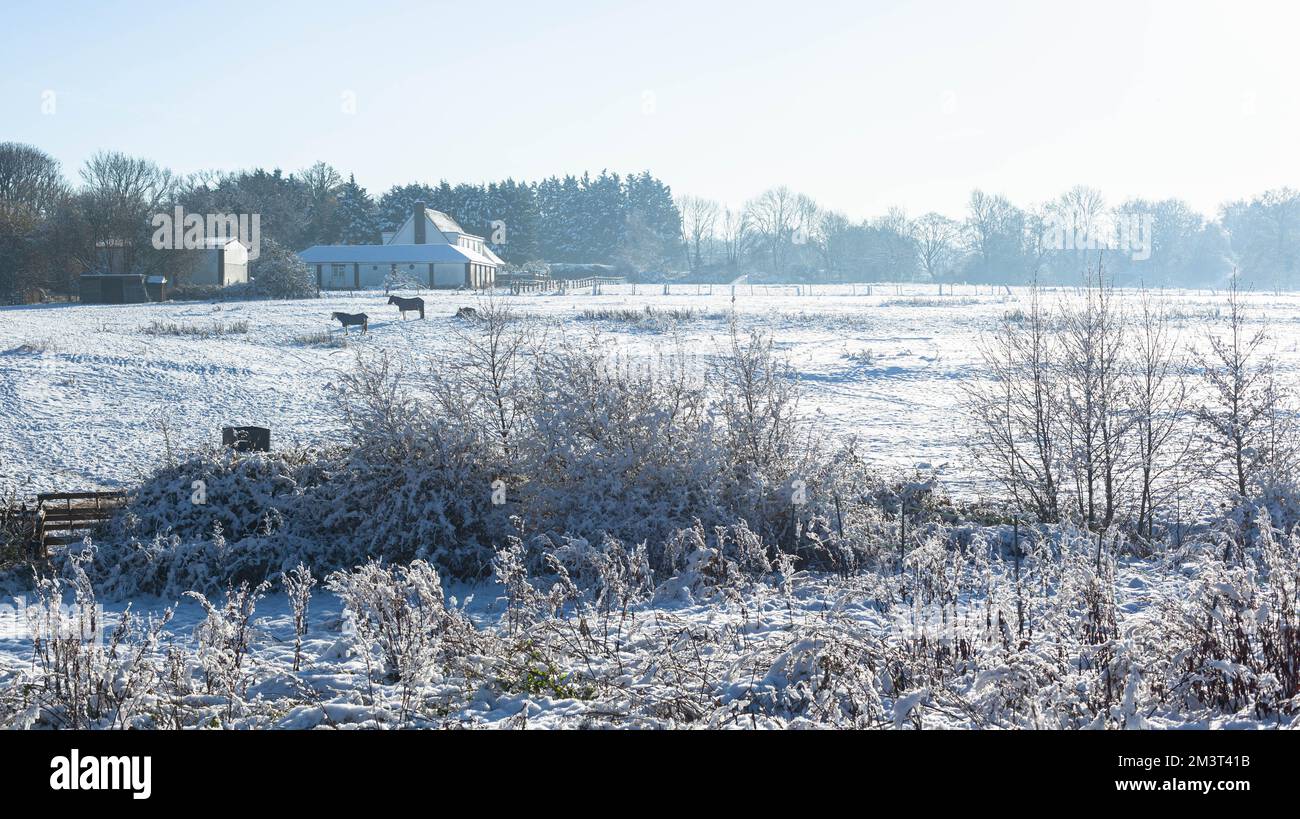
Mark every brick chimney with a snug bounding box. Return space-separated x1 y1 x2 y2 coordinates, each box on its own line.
413 202 426 244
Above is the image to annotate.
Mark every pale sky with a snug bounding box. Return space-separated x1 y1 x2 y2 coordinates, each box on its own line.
2 0 1297 219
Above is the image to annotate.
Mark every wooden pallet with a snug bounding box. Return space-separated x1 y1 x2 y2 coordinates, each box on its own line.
32 491 127 556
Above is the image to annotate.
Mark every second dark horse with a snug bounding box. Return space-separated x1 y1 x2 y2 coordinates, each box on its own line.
387 295 425 320
331 311 369 333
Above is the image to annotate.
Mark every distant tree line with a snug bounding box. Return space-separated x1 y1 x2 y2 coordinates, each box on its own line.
678 184 1300 289
5 139 1300 301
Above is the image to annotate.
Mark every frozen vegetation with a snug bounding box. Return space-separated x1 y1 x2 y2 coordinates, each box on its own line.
1 279 1299 729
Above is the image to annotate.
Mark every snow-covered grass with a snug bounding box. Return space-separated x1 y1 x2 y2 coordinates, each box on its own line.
2 283 1297 497
2 282 1299 729
3 516 1297 729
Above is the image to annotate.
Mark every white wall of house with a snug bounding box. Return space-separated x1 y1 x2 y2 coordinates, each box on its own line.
449 234 486 254
433 263 465 287
315 262 468 289
369 262 424 287
391 217 450 246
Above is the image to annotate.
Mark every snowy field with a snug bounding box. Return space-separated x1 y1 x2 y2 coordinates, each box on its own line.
3 283 1300 730
3 283 1298 498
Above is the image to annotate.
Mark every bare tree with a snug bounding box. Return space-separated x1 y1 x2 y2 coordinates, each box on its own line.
1193 273 1279 502
718 207 749 273
1021 205 1054 280
77 151 176 273
300 161 343 243
446 296 535 466
964 189 1026 281
1058 263 1129 530
874 207 918 281
0 143 69 299
1129 288 1189 543
1051 185 1107 243
744 186 802 275
964 285 1063 522
300 161 342 202
0 142 67 227
677 195 719 271
913 212 960 282
817 210 857 280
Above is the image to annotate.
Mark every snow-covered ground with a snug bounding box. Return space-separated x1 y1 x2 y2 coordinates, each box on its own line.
3 559 1265 730
3 283 1297 498
3 283 1299 729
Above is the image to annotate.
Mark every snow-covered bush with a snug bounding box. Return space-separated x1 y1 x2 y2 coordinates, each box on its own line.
284 562 315 672
111 445 328 544
1140 510 1300 720
250 238 317 299
326 559 484 719
185 579 270 722
1 554 173 729
734 625 888 728
0 490 31 569
325 350 513 575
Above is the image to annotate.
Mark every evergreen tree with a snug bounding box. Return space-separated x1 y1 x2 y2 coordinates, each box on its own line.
337 175 381 244
580 171 625 262
490 179 540 262
377 183 438 232
622 171 682 271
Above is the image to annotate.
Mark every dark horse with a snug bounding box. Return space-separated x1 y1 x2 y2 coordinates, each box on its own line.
331 311 369 333
387 295 425 320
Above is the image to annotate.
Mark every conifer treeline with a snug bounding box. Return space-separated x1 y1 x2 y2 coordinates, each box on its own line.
192 165 683 270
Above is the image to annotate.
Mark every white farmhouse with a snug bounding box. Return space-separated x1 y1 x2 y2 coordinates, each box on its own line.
299 203 501 290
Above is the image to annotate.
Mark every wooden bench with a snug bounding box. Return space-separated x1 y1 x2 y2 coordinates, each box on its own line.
32 491 127 556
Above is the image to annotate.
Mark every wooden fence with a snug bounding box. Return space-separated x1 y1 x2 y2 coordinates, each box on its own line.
502 275 626 294
30 491 127 556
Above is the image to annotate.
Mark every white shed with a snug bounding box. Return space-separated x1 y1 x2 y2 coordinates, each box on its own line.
189 237 249 287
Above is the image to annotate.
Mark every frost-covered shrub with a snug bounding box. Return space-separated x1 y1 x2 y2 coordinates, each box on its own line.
66 445 337 597
739 627 888 728
548 534 654 615
185 580 270 721
284 562 315 672
519 336 726 557
1141 510 1300 719
656 519 778 602
327 560 479 690
250 238 317 299
324 351 512 575
492 537 579 633
328 559 444 715
111 446 329 544
0 490 32 569
0 553 173 729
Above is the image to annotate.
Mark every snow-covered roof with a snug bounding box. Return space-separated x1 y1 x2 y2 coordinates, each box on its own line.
298 243 499 266
200 237 247 250
427 209 463 234
384 208 467 245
